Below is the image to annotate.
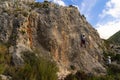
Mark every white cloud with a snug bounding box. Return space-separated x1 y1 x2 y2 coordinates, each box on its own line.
80 0 97 14
80 0 97 21
99 0 120 18
52 0 66 6
96 0 120 39
96 20 120 39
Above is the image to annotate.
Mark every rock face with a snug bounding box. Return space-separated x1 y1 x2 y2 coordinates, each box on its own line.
0 1 106 78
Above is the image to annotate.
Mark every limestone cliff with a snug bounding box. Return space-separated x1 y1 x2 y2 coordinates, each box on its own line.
0 0 106 79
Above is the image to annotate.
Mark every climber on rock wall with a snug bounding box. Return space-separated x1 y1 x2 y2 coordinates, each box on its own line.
80 34 86 48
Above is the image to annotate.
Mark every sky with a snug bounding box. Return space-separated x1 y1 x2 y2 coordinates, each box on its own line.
36 0 120 39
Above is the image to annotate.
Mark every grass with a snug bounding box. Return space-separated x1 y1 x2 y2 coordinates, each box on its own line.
114 54 120 64
5 51 58 80
0 43 8 74
0 42 58 80
65 64 120 80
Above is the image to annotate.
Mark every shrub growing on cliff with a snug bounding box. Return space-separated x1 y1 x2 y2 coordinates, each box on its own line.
31 2 42 8
115 54 120 64
43 1 49 8
12 51 58 80
0 43 8 74
65 65 120 80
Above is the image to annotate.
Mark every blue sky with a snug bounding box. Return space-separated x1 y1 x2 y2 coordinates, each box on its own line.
36 0 120 39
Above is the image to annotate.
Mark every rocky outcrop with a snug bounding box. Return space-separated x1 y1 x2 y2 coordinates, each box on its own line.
0 1 106 78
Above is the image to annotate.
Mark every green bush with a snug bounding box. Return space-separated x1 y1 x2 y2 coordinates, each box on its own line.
107 64 120 75
12 51 58 80
21 11 29 17
64 64 120 80
65 74 77 80
32 2 42 8
115 54 120 64
65 71 90 80
43 1 49 8
0 43 8 74
20 30 26 35
103 51 115 61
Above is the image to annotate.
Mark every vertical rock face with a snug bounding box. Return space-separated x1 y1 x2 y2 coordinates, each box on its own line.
0 2 106 77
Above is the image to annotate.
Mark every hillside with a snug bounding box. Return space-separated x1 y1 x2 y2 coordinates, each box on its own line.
0 0 106 80
108 31 120 44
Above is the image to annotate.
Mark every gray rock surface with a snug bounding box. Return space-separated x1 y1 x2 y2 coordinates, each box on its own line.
0 1 106 77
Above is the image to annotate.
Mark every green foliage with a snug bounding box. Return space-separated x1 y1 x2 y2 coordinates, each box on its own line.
10 51 58 80
0 43 7 54
107 64 120 75
65 64 120 80
21 11 29 17
31 2 43 8
30 2 49 9
65 74 77 80
114 54 120 64
103 53 120 64
103 51 115 61
20 30 26 35
108 30 120 44
44 0 49 3
43 3 49 8
0 43 58 80
0 64 5 74
0 43 12 75
0 43 8 74
70 65 76 70
103 39 111 49
65 71 90 80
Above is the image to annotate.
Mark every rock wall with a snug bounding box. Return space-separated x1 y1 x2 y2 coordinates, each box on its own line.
0 1 106 78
